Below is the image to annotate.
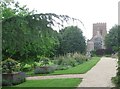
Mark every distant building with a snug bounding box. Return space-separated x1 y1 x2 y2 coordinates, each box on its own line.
87 23 107 53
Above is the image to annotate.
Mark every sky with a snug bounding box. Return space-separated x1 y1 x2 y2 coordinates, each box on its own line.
16 0 119 40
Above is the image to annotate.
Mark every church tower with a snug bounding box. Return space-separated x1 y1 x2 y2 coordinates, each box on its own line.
87 23 107 53
93 23 107 40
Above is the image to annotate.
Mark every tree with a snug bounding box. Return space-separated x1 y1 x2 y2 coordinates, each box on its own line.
117 25 120 88
105 25 118 52
2 0 85 62
2 16 59 61
1 0 35 20
59 26 86 54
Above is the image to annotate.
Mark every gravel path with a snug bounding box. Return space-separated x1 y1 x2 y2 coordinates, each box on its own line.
27 57 117 87
27 74 84 80
78 57 117 87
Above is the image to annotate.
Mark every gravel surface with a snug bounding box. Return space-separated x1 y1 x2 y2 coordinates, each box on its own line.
27 74 84 80
78 57 117 87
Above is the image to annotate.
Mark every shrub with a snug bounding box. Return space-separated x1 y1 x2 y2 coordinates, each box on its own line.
116 50 120 88
54 55 76 67
21 64 32 72
34 66 55 74
2 58 19 73
56 65 72 70
2 72 26 86
95 49 105 56
2 79 12 86
39 57 50 66
105 48 114 55
12 72 26 85
32 62 42 67
53 53 88 70
73 52 88 64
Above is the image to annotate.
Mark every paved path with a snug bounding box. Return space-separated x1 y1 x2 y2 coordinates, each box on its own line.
27 74 84 80
78 57 117 87
27 57 117 87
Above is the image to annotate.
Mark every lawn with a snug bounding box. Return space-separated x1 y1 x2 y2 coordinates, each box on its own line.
52 57 100 75
2 78 81 89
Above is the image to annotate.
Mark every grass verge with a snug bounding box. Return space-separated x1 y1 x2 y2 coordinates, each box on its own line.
2 78 82 89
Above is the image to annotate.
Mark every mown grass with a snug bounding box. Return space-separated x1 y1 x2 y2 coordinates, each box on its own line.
15 78 81 87
51 57 100 75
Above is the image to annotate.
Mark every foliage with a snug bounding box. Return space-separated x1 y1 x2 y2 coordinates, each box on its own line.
91 48 114 56
73 52 88 63
105 25 118 52
54 53 88 70
104 48 114 55
2 72 26 86
95 49 105 56
2 16 59 61
20 64 32 72
2 0 84 62
2 0 86 65
2 79 12 86
39 57 50 66
1 0 35 20
34 66 55 74
2 58 19 73
12 72 26 85
58 26 86 54
116 25 120 88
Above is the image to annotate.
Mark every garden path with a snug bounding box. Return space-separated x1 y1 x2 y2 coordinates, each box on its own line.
78 57 117 87
27 74 84 80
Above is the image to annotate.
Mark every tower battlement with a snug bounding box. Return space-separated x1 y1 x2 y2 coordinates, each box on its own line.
93 22 107 39
93 23 106 25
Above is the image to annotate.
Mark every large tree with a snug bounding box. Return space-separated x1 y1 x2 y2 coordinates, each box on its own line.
2 0 84 61
117 25 120 88
59 26 86 54
105 25 118 52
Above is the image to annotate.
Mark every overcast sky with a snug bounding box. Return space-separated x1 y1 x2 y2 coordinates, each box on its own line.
16 0 119 40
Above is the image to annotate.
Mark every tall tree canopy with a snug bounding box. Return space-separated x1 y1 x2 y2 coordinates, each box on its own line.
1 0 35 20
2 15 60 61
117 25 120 88
105 25 118 52
2 0 85 62
58 26 86 54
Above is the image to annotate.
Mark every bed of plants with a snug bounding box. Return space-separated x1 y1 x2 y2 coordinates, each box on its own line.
2 58 26 86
